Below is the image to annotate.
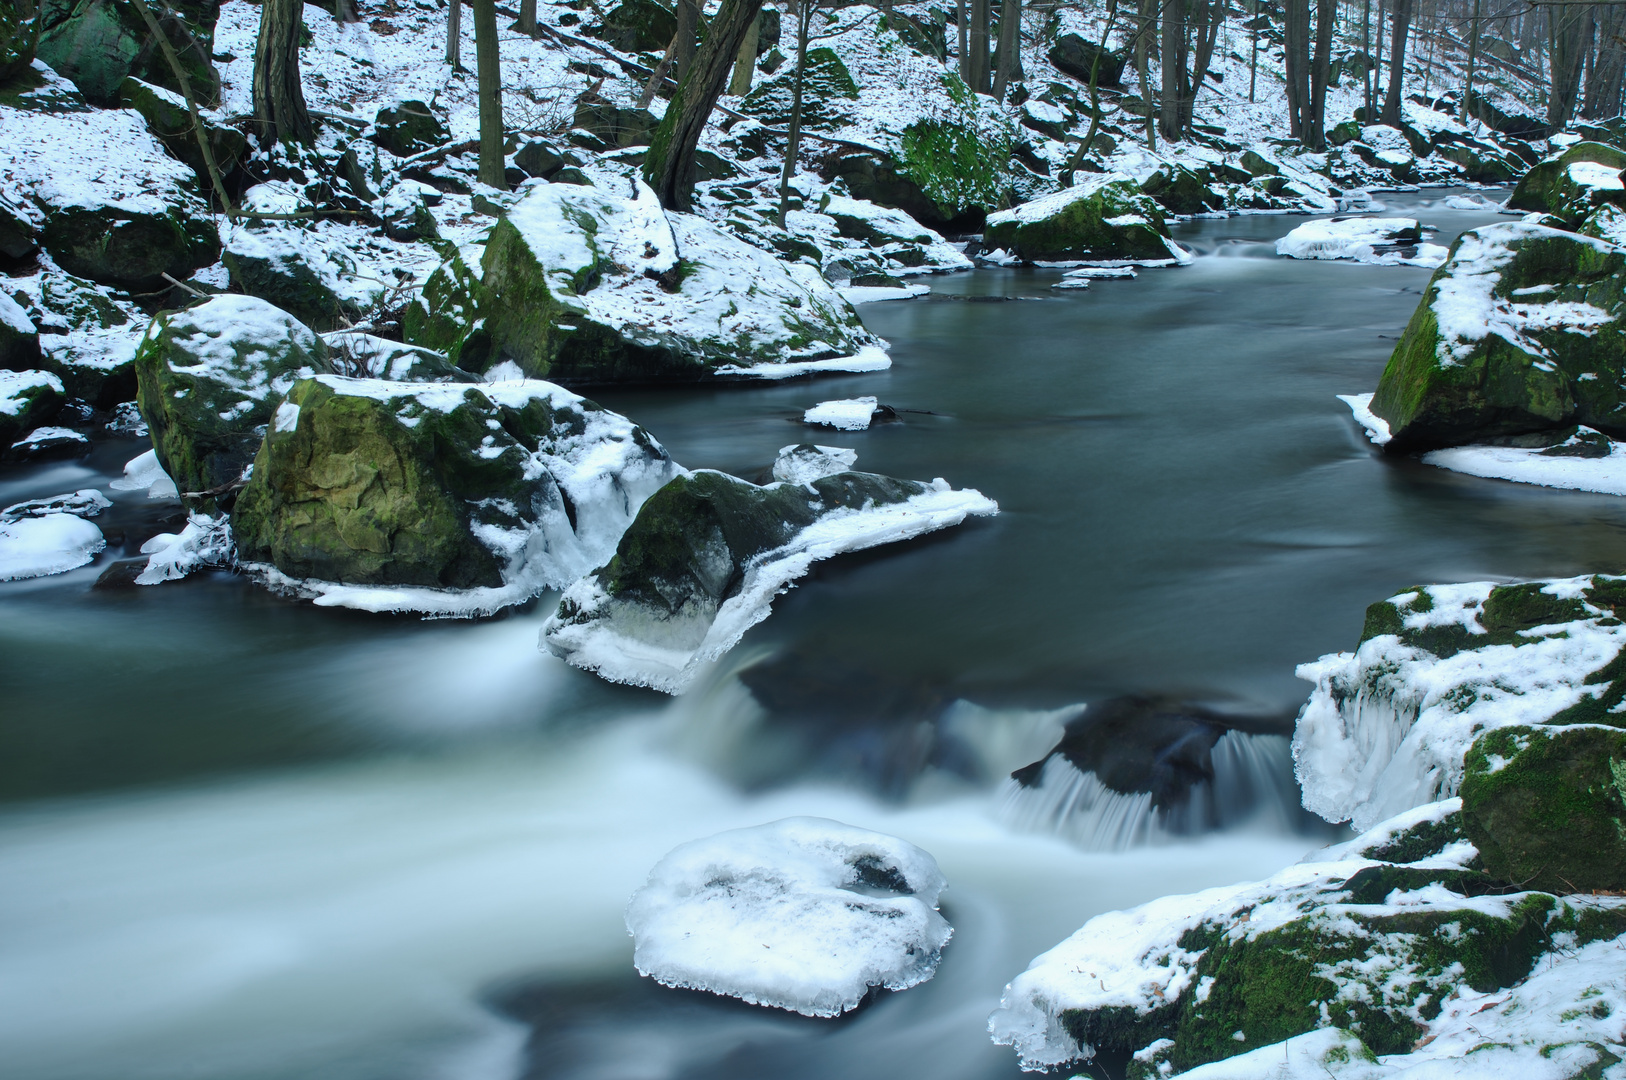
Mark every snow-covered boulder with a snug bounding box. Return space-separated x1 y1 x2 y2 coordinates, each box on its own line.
803 396 882 430
1276 217 1446 267
0 369 64 447
1293 576 1626 833
117 77 246 187
35 0 219 106
0 290 39 370
233 375 678 616
983 175 1183 265
322 332 474 383
1507 140 1626 226
817 195 972 272
988 796 1626 1076
416 178 885 385
1369 222 1626 452
10 263 143 406
222 186 385 332
1 64 219 290
377 180 441 242
0 488 108 580
134 294 331 502
626 817 953 1017
542 468 997 692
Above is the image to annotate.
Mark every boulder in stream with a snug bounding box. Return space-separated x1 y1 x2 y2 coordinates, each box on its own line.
0 369 64 448
542 468 997 693
1506 140 1626 226
982 175 1183 264
232 375 678 616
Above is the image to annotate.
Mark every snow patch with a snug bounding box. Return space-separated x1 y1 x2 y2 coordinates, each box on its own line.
804 396 880 431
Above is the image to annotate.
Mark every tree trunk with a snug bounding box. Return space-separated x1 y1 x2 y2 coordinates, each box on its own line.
1461 0 1480 121
1248 0 1258 101
1062 0 1119 184
991 0 1022 101
956 0 969 81
1159 0 1186 142
1183 0 1219 133
639 33 681 109
1547 3 1590 130
253 0 315 145
675 0 702 83
1371 0 1384 117
968 0 991 92
1134 0 1156 150
1305 0 1334 147
447 0 462 68
519 0 537 38
777 3 812 227
1283 0 1309 137
644 0 766 211
1379 0 1412 125
728 13 760 95
1584 5 1626 120
472 0 505 190
334 0 359 23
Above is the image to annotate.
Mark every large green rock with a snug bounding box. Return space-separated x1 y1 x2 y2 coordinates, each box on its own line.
740 46 858 132
983 174 1177 263
1 0 39 81
591 0 676 54
543 467 995 691
370 99 449 158
222 195 380 333
36 0 219 107
415 178 880 383
42 200 218 291
21 266 141 406
1507 141 1626 225
1047 33 1123 87
1462 724 1626 894
0 293 40 371
135 295 331 502
232 374 677 606
1370 222 1626 451
118 75 245 185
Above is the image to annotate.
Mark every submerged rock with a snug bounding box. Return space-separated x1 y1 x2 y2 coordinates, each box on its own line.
233 375 677 615
542 468 996 692
626 817 952 1017
134 294 330 502
982 175 1181 264
1370 222 1626 452
415 178 884 383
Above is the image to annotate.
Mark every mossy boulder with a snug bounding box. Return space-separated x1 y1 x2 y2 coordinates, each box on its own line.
233 374 677 603
1507 141 1626 225
740 46 857 132
37 0 219 107
984 175 1175 263
1 1 39 81
322 332 475 383
1462 725 1626 893
0 293 39 371
222 211 376 333
135 295 331 502
371 99 448 158
1047 33 1122 87
1139 164 1221 215
1370 221 1626 452
118 76 245 185
572 94 657 149
0 369 64 447
402 246 485 367
377 179 441 242
24 266 140 406
429 178 879 384
591 0 676 54
40 200 218 292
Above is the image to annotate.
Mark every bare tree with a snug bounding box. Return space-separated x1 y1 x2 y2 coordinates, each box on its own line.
729 11 762 95
1379 0 1413 124
776 0 819 226
1547 2 1590 129
472 0 505 189
1133 0 1157 149
253 0 316 144
675 0 702 82
1306 0 1334 147
1160 0 1188 141
1460 0 1481 121
956 0 968 81
1284 0 1309 137
1583 5 1626 119
447 0 463 68
968 0 991 91
519 0 538 37
991 0 1023 101
644 0 766 210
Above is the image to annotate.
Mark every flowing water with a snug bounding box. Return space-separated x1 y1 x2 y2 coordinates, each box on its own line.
5 192 1624 1080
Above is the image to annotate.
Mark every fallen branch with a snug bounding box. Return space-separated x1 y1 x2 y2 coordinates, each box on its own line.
160 271 208 298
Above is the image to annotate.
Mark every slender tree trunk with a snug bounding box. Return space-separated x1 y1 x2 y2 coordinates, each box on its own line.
472 0 505 189
777 3 812 227
1371 0 1384 117
1283 0 1309 138
1249 0 1258 100
1380 0 1412 124
334 0 359 23
446 0 462 68
1585 6 1626 120
968 0 991 91
1184 0 1219 132
638 34 680 108
729 13 760 95
1062 0 1119 184
1461 0 1480 121
674 0 702 83
644 0 766 210
956 0 969 81
1547 2 1590 129
519 0 537 38
1135 0 1156 150
992 0 1022 101
1306 0 1334 147
253 0 315 145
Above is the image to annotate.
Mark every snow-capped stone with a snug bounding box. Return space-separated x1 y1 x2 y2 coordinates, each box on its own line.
542 469 997 693
0 369 64 447
803 396 881 430
772 443 858 484
983 175 1185 265
109 448 179 499
1507 140 1626 226
626 817 952 1017
1275 216 1445 267
233 375 678 616
136 513 234 584
2 489 110 521
0 513 105 580
222 186 386 332
10 425 88 457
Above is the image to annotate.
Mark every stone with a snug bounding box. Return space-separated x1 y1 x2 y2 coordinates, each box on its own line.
21 266 140 406
371 99 449 157
592 0 676 54
1 0 37 81
0 369 64 447
232 374 678 603
983 174 1177 263
512 139 569 180
134 294 331 502
572 94 657 149
740 46 857 132
1046 33 1123 87
0 292 40 372
1139 164 1220 215
41 200 218 291
1371 222 1626 452
221 201 379 333
36 0 219 107
1507 141 1626 226
1461 724 1626 894
117 76 246 186
377 179 440 242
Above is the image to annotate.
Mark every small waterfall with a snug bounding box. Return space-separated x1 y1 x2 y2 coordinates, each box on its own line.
1000 731 1315 851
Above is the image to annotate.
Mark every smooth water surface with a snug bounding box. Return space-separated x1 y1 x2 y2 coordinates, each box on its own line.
4 192 1617 1080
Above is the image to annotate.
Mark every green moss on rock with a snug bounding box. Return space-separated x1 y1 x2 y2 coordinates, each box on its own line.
983 176 1173 263
1507 141 1626 225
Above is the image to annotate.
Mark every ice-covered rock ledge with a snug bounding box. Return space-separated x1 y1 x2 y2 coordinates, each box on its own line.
626 817 952 1017
1276 216 1447 267
543 467 997 693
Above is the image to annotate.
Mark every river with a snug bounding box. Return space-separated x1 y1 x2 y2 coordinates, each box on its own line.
4 192 1617 1080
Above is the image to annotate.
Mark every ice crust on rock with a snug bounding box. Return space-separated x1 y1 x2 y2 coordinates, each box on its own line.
1275 217 1445 267
109 449 180 499
625 817 952 1017
1292 575 1626 831
137 514 234 584
1422 428 1626 494
0 514 105 580
803 396 880 430
772 444 858 484
1339 392 1393 445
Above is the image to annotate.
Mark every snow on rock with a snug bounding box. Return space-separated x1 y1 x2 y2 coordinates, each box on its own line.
543 470 998 693
322 332 474 383
839 283 931 303
804 396 881 431
1275 217 1445 267
772 444 858 485
983 174 1186 265
109 448 180 499
136 513 234 584
0 369 64 446
1292 575 1626 831
988 794 1626 1076
458 177 886 383
7 261 146 404
11 425 88 456
625 817 952 1017
2 489 110 520
0 489 107 581
234 375 679 617
1338 392 1392 445
1421 426 1626 494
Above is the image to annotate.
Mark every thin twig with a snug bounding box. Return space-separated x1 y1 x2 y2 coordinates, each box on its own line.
160 271 208 298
